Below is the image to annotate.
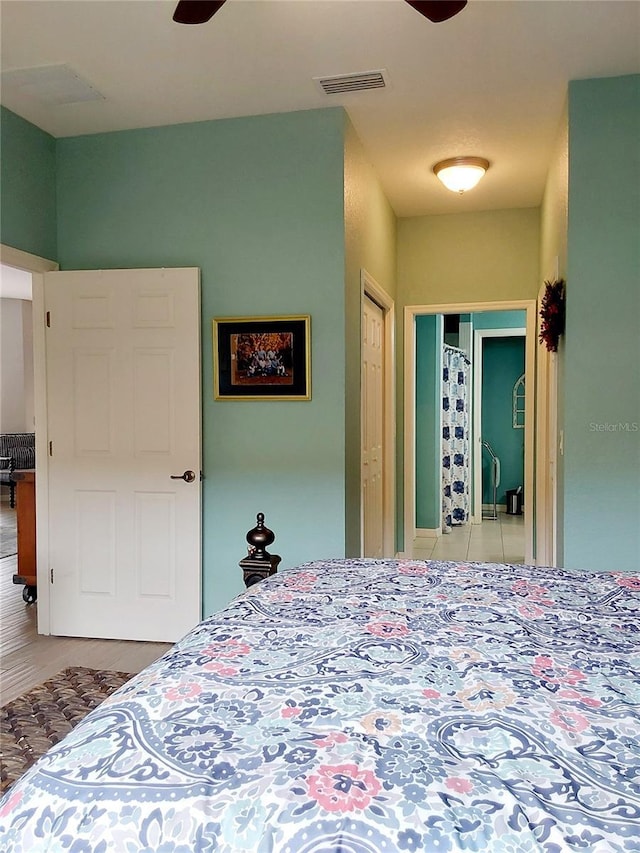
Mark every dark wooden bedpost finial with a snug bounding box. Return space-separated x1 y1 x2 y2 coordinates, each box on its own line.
240 512 281 588
246 511 275 561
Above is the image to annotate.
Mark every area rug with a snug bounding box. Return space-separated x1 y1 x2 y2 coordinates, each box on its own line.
0 666 133 794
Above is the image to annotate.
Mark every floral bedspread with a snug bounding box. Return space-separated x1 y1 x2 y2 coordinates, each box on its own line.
1 559 639 852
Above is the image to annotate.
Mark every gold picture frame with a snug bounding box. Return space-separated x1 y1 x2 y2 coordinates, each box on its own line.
213 315 311 401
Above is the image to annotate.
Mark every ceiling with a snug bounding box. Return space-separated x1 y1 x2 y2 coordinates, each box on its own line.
1 0 638 217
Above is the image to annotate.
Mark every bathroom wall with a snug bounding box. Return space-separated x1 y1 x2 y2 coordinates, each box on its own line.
481 336 526 505
415 314 443 530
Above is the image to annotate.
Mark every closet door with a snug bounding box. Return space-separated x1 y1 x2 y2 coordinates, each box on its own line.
362 294 384 557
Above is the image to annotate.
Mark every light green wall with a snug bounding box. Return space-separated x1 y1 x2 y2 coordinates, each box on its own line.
564 74 640 571
55 108 348 614
343 117 397 554
540 101 569 283
344 119 397 303
398 208 540 305
0 106 57 261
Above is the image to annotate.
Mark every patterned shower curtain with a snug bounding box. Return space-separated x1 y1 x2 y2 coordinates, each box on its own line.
442 345 470 531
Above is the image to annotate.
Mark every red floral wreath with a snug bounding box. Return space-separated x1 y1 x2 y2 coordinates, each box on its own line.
539 278 566 353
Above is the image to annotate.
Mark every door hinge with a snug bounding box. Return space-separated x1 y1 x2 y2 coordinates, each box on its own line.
46 311 51 327
49 441 53 457
50 568 54 584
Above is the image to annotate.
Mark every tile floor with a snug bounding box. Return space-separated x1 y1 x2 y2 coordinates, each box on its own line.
412 512 525 564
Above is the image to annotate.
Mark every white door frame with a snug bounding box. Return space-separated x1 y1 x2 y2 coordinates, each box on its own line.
535 288 559 567
404 299 536 564
472 327 526 523
361 270 395 557
1 244 59 635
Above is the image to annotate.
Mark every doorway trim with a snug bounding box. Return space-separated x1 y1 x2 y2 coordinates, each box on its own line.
361 270 395 557
535 273 559 568
1 245 58 275
1 244 59 635
404 299 536 563
472 327 526 523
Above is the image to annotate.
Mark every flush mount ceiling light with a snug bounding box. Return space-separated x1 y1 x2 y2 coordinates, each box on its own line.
433 157 490 194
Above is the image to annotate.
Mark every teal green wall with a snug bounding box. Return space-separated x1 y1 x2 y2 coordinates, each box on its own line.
481 337 525 504
0 106 57 260
473 311 526 330
55 108 348 614
415 315 442 529
565 75 639 571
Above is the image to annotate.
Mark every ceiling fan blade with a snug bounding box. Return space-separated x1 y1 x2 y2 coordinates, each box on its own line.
404 1 467 24
173 1 227 25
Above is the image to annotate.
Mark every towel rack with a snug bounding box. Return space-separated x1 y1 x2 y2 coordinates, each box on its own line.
481 440 500 521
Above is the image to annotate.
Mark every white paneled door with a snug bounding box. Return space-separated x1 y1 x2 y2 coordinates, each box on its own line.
362 294 385 558
44 268 201 642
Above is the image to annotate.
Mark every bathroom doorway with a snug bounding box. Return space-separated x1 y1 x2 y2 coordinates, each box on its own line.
403 299 536 564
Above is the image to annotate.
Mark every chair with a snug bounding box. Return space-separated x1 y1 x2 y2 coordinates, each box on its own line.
0 433 36 508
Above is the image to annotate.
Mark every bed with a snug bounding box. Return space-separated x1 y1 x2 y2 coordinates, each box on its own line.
1 558 639 851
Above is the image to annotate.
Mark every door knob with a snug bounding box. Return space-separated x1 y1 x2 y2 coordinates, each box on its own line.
170 470 196 483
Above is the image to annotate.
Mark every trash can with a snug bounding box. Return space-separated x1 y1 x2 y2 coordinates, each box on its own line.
506 486 523 515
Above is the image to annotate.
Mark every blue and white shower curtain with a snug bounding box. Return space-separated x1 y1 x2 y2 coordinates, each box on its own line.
442 345 470 531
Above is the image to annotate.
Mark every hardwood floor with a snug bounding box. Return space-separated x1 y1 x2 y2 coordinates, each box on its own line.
0 502 172 706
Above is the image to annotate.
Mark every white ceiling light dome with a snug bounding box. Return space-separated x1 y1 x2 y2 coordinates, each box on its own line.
433 157 490 194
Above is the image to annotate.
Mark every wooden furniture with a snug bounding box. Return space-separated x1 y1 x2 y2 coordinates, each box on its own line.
239 512 280 587
0 432 35 508
12 470 37 603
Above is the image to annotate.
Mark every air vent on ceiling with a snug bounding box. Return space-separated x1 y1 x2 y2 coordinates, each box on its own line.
314 69 389 96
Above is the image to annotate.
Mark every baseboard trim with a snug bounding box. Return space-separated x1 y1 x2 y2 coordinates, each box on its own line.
414 527 440 540
481 503 525 516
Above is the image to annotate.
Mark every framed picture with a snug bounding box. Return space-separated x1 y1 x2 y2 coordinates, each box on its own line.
213 315 311 400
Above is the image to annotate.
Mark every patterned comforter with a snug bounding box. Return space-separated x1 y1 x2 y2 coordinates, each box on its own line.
1 559 639 852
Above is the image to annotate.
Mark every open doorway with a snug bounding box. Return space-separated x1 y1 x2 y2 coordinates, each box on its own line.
403 299 536 564
0 265 34 440
1 244 59 632
0 264 35 590
471 319 527 524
